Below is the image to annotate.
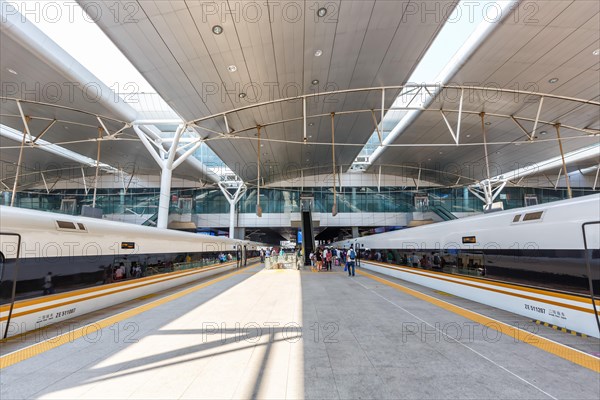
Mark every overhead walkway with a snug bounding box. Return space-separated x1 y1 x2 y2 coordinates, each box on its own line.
1 263 598 399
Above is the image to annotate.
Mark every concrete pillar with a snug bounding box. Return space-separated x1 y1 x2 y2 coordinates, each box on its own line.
352 226 359 238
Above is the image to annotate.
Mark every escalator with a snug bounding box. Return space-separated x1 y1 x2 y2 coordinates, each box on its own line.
301 210 316 265
142 212 158 226
300 196 316 266
430 204 458 221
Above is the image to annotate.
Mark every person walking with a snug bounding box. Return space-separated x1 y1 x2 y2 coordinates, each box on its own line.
347 246 356 277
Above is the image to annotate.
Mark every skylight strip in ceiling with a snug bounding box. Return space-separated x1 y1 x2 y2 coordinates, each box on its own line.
350 0 519 171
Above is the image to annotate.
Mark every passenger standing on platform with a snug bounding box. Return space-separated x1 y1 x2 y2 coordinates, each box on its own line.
412 253 420 267
42 272 54 295
326 248 332 271
309 251 314 267
316 249 323 271
347 246 356 276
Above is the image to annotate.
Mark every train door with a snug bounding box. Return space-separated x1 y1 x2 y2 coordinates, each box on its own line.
582 222 600 332
236 244 242 268
244 245 248 266
0 233 21 338
0 233 20 290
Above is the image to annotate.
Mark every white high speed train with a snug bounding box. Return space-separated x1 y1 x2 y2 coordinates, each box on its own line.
0 206 261 338
334 194 600 338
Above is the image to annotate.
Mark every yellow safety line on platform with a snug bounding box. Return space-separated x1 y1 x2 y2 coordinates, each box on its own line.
358 269 600 373
0 267 248 369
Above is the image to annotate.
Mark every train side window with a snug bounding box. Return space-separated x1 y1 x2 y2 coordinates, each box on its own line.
523 211 544 221
77 223 87 231
56 220 77 230
512 215 521 223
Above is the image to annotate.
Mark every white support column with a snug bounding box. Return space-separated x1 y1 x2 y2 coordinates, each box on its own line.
218 182 247 239
256 126 263 217
330 113 337 216
157 167 173 229
92 127 102 208
593 165 600 191
134 124 201 229
469 179 506 211
10 123 28 207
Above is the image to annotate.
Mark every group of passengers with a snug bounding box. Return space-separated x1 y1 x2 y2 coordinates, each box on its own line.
309 246 357 276
218 253 233 263
112 262 143 281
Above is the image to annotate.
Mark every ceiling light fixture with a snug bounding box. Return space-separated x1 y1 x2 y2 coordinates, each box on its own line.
308 122 314 126
314 49 323 57
238 92 246 98
593 49 600 56
212 25 223 35
540 131 547 135
7 68 17 75
466 134 471 138
317 7 327 17
228 65 237 72
485 122 491 126
311 79 319 85
548 78 559 84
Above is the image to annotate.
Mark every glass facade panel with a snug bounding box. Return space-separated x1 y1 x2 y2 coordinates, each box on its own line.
1 186 596 217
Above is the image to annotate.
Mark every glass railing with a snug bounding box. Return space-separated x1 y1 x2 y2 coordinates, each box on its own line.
2 186 597 217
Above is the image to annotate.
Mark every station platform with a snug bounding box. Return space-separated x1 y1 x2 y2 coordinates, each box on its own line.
1 263 599 400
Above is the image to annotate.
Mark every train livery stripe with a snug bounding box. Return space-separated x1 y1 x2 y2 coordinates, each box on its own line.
363 261 599 314
0 265 247 369
0 262 241 322
358 269 600 373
